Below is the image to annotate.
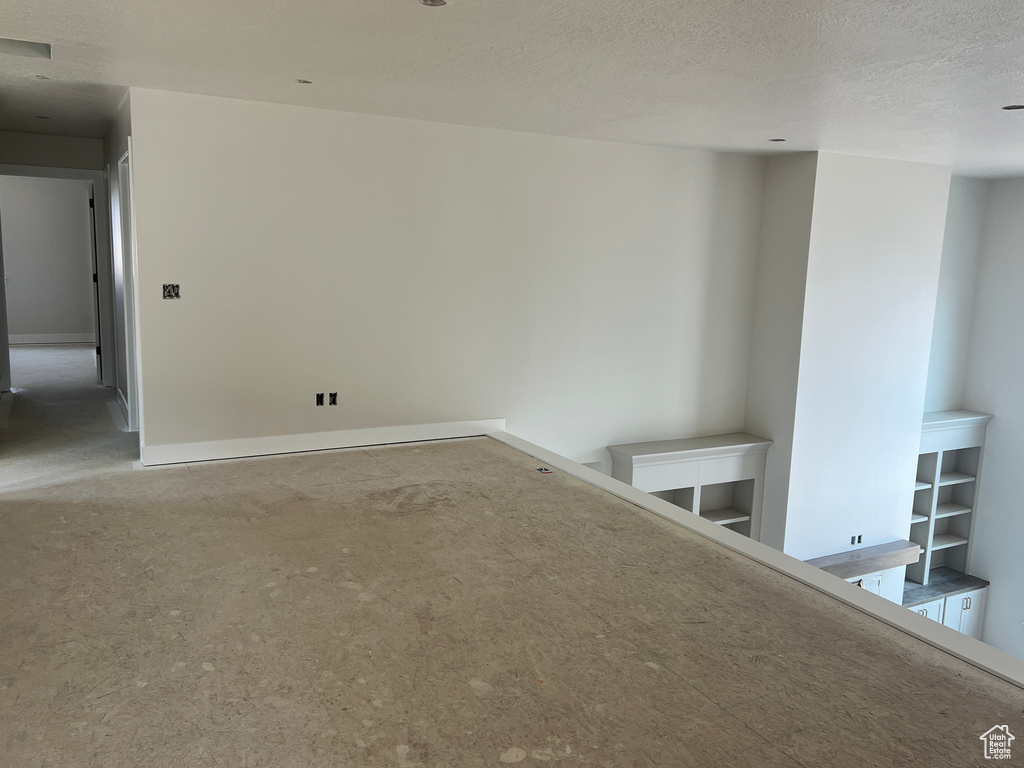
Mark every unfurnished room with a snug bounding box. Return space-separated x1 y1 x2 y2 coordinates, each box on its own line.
1 1 1024 766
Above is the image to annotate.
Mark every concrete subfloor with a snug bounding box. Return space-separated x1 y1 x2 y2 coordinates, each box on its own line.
1 346 1022 767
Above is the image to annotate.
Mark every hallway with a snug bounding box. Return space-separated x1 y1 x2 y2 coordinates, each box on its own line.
0 344 137 492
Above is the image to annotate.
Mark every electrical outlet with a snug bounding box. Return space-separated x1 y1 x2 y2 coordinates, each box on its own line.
851 535 856 546
315 393 324 406
857 535 863 544
328 392 338 406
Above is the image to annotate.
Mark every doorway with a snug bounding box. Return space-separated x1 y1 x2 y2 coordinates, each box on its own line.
0 176 97 348
0 163 129 451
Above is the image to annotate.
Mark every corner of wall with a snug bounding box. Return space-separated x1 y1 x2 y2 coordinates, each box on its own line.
742 152 818 551
923 175 989 414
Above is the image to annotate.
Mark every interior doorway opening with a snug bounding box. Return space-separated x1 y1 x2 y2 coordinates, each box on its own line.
0 163 134 458
0 175 98 350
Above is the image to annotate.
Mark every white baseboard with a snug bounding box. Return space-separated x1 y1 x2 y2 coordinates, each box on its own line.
140 418 507 466
106 400 129 432
9 333 96 345
116 389 130 421
487 430 1024 690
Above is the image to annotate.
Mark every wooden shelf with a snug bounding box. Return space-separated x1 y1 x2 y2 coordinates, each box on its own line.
938 471 975 486
910 513 928 525
806 540 921 580
934 503 971 520
700 508 751 526
932 533 969 551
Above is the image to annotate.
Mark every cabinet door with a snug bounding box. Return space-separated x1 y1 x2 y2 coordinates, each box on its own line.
942 594 964 631
958 588 988 639
914 598 945 623
849 573 883 596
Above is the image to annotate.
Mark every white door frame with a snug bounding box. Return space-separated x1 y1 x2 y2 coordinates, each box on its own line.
116 148 141 432
0 164 117 388
0 207 10 392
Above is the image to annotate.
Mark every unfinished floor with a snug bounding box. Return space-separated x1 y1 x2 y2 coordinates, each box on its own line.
1 345 1022 767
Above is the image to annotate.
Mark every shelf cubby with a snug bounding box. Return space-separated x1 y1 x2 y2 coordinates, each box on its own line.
698 479 754 536
934 503 971 520
932 533 969 551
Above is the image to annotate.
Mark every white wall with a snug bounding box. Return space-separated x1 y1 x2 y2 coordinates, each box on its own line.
127 88 766 464
924 176 987 413
0 131 105 171
744 153 817 551
962 177 1024 659
783 154 951 561
0 175 96 344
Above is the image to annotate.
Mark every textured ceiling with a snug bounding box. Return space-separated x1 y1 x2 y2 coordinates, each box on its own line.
2 0 1024 175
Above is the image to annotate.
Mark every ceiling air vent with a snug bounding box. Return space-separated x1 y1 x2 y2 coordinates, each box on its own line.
0 37 51 59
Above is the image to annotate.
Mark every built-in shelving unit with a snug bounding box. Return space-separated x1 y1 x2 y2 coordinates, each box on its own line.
906 410 992 587
607 433 771 541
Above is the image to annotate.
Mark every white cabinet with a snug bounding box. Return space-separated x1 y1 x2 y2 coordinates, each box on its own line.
914 598 945 624
907 410 992 586
903 567 989 640
941 587 988 640
848 572 883 596
903 412 993 641
607 433 771 541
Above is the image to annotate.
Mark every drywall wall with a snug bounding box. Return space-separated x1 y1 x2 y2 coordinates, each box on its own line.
924 177 987 413
962 177 1024 659
744 153 818 551
0 131 105 171
784 153 951 561
127 88 765 463
0 175 96 344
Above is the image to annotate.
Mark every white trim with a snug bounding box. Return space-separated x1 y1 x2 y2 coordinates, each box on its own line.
122 141 143 435
116 388 130 424
141 418 507 466
105 399 129 432
921 409 993 433
487 430 1024 690
9 333 96 345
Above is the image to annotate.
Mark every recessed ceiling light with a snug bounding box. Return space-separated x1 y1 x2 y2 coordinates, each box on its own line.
421 0 447 6
35 74 50 80
1002 104 1024 111
769 138 786 142
0 37 51 59
295 79 313 84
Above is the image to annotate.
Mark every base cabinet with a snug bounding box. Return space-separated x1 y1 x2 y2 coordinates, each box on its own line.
914 598 945 624
904 568 989 640
941 587 987 639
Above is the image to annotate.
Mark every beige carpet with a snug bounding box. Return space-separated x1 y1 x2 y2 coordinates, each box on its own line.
1 346 1021 767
